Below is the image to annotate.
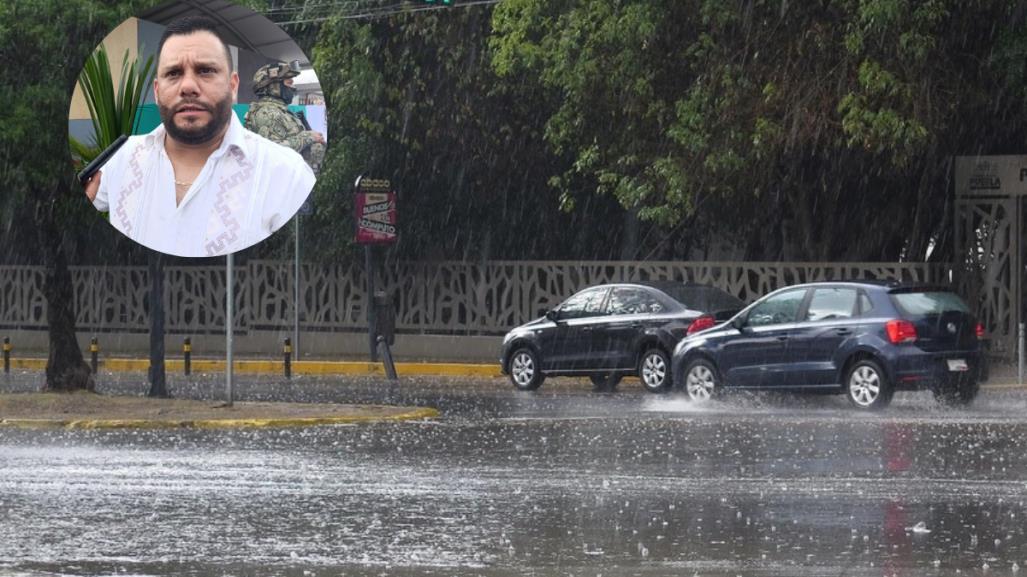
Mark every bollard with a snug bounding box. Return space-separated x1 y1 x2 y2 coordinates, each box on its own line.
183 337 192 376
284 337 292 379
89 337 99 374
3 337 10 374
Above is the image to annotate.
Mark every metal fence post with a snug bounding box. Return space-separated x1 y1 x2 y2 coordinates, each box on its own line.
284 337 292 379
2 337 10 374
183 337 191 376
89 337 99 374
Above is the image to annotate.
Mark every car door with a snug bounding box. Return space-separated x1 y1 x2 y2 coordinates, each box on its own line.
788 287 860 386
543 287 610 370
600 287 668 369
720 288 808 388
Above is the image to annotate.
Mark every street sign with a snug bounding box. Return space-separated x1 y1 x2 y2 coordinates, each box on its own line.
354 177 397 244
297 198 313 216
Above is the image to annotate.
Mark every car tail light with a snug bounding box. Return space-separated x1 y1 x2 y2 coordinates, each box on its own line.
976 323 985 339
885 319 918 344
687 315 716 335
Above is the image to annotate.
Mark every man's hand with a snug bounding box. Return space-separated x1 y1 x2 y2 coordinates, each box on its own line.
84 171 101 202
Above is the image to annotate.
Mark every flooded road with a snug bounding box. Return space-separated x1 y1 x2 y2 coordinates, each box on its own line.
2 374 1027 576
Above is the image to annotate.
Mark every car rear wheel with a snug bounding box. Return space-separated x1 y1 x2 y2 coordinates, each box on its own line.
589 373 622 391
509 348 544 391
639 348 671 393
683 358 719 402
845 359 893 410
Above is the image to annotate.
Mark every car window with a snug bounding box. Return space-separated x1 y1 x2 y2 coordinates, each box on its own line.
558 288 608 319
804 288 857 321
608 288 664 315
747 289 806 327
891 291 970 317
858 292 874 316
658 285 744 311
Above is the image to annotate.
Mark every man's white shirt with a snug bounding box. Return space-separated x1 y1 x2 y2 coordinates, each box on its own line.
92 113 315 257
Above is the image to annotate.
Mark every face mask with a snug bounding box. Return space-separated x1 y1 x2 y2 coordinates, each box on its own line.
280 84 296 105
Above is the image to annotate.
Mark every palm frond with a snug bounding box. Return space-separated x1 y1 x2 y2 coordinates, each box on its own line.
71 44 154 163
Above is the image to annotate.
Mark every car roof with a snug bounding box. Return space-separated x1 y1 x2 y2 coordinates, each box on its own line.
581 281 719 291
784 280 953 292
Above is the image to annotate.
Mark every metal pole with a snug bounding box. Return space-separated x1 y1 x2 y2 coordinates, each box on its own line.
1019 323 1024 385
147 251 168 397
1019 196 1024 383
294 215 300 360
226 253 234 407
377 336 398 381
366 245 377 362
3 337 10 374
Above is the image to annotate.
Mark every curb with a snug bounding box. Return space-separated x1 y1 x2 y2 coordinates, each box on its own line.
0 407 440 430
5 358 502 378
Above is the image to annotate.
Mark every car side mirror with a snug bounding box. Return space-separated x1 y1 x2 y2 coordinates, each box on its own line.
545 309 560 322
730 316 747 332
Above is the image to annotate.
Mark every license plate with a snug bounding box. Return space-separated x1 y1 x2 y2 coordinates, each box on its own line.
946 359 969 372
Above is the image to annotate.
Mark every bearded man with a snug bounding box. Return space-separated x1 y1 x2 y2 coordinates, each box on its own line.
84 16 315 257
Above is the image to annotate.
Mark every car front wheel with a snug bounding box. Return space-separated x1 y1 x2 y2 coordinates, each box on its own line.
683 358 719 402
639 348 671 393
509 347 545 391
845 359 893 410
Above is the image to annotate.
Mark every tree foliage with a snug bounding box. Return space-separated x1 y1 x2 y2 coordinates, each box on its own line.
490 0 1027 261
0 0 151 389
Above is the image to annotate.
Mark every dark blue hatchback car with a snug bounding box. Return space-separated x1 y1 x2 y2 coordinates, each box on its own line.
671 281 986 410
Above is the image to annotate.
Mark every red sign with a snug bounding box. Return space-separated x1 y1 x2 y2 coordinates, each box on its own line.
355 188 397 244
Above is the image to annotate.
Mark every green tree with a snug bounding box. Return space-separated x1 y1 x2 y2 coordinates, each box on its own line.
0 0 149 390
490 0 1027 261
306 4 630 262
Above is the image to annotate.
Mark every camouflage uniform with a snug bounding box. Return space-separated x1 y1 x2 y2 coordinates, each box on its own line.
244 63 325 173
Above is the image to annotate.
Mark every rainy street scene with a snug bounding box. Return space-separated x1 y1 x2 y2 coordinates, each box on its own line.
3 374 1027 577
7 0 1027 576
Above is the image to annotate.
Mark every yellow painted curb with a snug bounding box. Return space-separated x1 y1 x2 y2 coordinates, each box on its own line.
981 383 1027 390
0 407 439 430
5 358 501 377
7 359 47 370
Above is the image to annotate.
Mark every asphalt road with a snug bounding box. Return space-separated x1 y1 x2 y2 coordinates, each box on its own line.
2 373 1027 576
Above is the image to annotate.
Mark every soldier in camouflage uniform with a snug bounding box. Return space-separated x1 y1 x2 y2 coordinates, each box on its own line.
244 61 326 173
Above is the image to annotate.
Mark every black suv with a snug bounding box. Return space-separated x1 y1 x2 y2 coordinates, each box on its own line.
671 281 987 410
500 282 743 392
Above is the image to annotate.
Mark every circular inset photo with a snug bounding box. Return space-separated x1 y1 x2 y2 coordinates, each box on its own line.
68 1 326 258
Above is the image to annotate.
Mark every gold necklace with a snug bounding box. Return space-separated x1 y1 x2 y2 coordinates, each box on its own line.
175 179 193 187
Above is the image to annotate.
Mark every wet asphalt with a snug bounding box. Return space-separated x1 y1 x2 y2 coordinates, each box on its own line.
2 371 1027 577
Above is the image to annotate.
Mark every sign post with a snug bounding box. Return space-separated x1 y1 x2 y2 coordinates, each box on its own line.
354 176 398 379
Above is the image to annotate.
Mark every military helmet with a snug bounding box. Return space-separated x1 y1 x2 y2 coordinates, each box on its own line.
252 59 302 93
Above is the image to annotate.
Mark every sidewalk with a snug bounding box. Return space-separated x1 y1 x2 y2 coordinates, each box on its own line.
3 356 503 378
0 390 438 429
0 356 486 430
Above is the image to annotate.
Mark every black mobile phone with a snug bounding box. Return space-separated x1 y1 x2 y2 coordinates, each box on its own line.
77 134 129 185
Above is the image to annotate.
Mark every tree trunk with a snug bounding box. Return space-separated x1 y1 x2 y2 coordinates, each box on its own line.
38 182 93 392
148 250 168 398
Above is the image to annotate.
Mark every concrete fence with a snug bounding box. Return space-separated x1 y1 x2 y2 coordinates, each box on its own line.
0 260 948 361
